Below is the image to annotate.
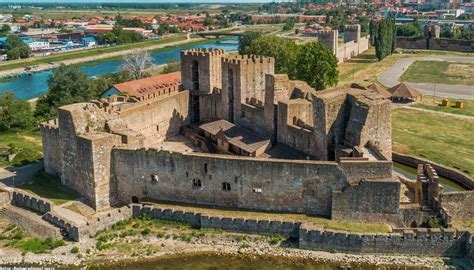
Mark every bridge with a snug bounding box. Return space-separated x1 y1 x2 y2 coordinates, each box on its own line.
197 32 243 39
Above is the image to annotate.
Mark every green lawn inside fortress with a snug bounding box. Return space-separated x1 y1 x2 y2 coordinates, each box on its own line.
400 60 474 85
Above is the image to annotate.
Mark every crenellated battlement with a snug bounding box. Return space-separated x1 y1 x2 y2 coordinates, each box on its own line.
39 119 59 130
181 48 226 57
344 24 361 31
222 54 274 65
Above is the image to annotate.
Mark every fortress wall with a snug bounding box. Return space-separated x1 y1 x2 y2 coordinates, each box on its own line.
112 149 355 215
118 91 190 145
40 121 61 176
358 36 370 54
11 190 53 214
331 179 400 223
237 103 266 136
439 191 474 220
199 93 221 122
396 37 426 50
396 37 474 52
299 225 469 257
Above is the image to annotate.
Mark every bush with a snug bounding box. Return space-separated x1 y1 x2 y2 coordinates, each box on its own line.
70 246 79 254
269 234 285 245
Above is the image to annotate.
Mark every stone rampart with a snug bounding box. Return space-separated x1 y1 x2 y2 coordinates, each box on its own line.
132 204 301 238
11 190 53 214
43 205 133 242
396 37 474 53
299 224 469 257
40 120 61 176
439 191 474 220
3 205 62 239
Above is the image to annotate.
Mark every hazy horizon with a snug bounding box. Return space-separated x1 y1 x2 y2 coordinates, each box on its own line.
0 0 277 3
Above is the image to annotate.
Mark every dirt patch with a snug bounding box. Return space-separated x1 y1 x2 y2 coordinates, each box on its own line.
19 135 42 146
445 63 474 81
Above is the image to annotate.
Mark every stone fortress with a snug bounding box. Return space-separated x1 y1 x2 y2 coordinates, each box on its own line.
40 46 404 225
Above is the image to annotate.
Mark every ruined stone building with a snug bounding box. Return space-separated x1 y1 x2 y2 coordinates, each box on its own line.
41 48 399 223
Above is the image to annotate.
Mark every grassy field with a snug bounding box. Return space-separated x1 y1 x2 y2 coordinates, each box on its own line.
0 129 43 168
392 108 474 176
400 60 474 85
18 171 80 205
144 201 390 233
337 49 474 87
0 34 188 72
412 96 474 117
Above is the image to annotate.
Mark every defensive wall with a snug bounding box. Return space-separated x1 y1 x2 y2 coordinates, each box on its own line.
131 204 474 258
4 191 474 259
111 148 397 219
319 25 370 64
396 37 474 53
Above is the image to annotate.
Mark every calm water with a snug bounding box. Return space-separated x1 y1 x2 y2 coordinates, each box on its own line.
0 39 239 100
83 254 427 270
393 162 466 192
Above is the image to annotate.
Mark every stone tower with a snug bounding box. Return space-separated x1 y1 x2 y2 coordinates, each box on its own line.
318 30 338 54
181 48 226 122
344 25 361 43
220 55 274 131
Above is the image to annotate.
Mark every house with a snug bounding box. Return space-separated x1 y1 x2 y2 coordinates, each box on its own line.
22 39 50 51
100 72 181 99
80 36 97 47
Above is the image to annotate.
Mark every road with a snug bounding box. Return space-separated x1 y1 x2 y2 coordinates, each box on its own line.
0 34 198 78
378 56 474 99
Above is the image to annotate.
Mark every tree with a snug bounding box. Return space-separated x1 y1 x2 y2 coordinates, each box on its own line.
283 17 296 31
0 92 34 131
161 59 180 74
375 18 396 61
6 35 31 60
245 35 299 78
369 19 378 46
295 42 339 90
120 51 154 80
35 65 98 120
396 24 421 37
359 16 369 34
238 31 262 54
20 25 28 32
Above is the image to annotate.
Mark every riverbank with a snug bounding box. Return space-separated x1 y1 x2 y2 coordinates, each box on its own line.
0 34 198 78
0 222 466 269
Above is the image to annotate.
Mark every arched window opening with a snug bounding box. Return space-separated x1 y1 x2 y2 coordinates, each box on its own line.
222 182 231 191
193 178 202 188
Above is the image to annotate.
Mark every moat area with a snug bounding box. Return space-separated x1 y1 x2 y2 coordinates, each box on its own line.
393 162 466 192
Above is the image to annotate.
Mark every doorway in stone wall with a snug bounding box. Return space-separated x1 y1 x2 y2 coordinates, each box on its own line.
132 196 139 204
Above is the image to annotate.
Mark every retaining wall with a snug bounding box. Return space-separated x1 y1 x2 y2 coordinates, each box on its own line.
3 205 62 239
11 190 53 214
299 224 470 257
393 152 474 190
133 204 300 238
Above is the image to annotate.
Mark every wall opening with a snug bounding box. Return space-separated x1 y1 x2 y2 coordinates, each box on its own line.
222 182 231 191
191 60 199 91
193 178 202 188
132 196 139 204
228 68 234 123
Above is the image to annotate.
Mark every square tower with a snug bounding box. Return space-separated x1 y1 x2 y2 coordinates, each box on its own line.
318 30 338 54
343 24 361 43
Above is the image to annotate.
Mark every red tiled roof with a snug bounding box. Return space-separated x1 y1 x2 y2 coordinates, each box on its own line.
113 72 181 97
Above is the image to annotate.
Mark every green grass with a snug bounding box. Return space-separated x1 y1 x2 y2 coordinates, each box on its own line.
400 60 474 85
13 237 64 254
411 96 474 117
0 35 188 72
392 108 474 176
18 171 80 205
0 128 43 168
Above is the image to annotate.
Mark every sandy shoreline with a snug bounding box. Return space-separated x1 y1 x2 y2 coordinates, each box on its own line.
0 232 470 269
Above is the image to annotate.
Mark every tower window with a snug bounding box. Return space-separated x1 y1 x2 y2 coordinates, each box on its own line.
193 178 202 188
204 163 208 173
222 182 231 191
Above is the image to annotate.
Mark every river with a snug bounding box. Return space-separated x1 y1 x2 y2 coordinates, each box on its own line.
0 39 239 100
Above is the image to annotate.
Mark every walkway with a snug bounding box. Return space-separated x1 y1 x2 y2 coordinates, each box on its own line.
378 56 474 100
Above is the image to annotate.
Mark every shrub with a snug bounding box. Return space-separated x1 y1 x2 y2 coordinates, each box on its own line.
13 237 64 254
70 246 79 254
269 234 285 245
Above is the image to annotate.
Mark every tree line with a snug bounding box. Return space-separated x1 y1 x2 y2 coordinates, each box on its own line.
369 18 396 61
239 32 339 91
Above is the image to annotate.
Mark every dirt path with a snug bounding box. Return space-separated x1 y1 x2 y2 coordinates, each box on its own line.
0 34 198 78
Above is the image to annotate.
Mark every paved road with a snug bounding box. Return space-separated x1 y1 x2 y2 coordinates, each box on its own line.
378 56 474 99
